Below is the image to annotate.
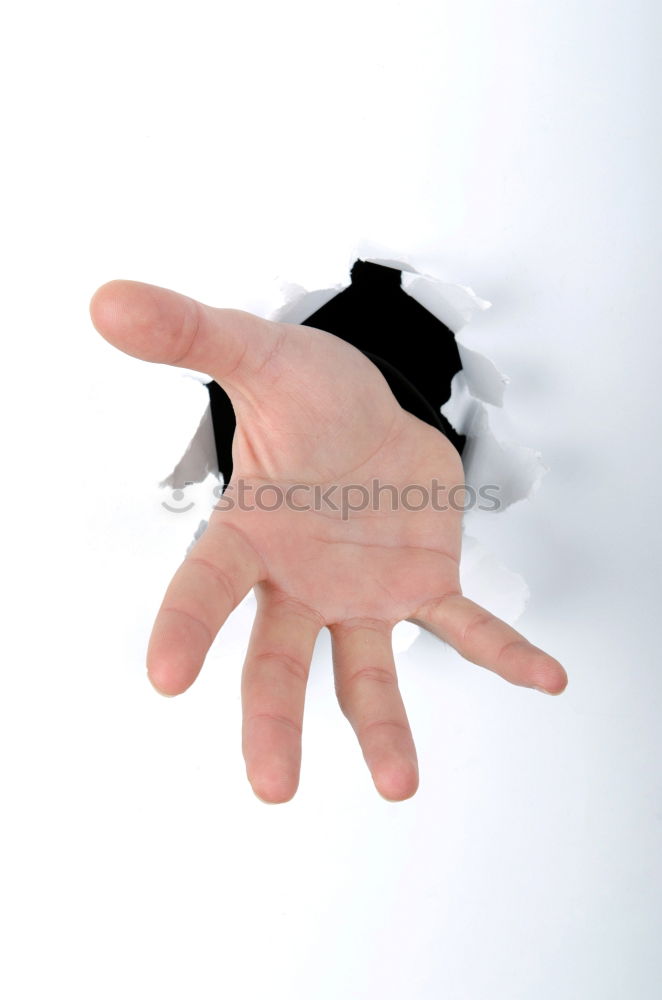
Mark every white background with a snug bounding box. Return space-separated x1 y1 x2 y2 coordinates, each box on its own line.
1 1 660 997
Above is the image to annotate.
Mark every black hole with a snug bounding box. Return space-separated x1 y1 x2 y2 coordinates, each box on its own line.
208 259 465 487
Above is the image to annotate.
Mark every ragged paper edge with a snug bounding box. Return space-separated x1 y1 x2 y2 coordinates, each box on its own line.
158 374 218 490
159 239 545 644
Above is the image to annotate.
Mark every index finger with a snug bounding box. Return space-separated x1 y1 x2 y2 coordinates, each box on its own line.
147 516 266 696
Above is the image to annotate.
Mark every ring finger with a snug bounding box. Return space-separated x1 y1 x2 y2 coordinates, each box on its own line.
331 618 419 802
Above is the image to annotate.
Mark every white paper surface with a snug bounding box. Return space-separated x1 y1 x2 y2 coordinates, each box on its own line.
5 4 660 997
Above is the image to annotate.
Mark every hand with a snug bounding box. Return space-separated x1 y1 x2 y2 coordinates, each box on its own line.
89 279 568 804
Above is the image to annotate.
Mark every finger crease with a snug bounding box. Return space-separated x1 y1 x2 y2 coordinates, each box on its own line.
269 594 325 628
460 611 494 645
345 666 395 686
496 638 531 665
252 650 309 682
221 522 268 580
334 617 389 637
245 712 302 735
187 556 237 607
250 324 287 377
161 606 213 644
412 590 461 623
171 300 203 366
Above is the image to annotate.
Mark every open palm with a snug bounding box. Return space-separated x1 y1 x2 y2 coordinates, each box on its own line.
90 279 567 803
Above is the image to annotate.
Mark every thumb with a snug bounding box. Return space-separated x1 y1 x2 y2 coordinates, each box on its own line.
89 279 283 387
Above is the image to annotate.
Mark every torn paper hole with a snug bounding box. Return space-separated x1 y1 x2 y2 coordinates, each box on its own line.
159 239 547 646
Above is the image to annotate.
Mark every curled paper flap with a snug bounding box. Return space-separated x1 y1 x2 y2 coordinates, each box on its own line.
442 371 547 510
399 271 508 406
159 396 218 490
159 374 218 490
272 283 346 325
458 533 530 622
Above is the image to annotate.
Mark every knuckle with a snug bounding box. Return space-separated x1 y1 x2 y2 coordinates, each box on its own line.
252 649 309 683
460 610 494 645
